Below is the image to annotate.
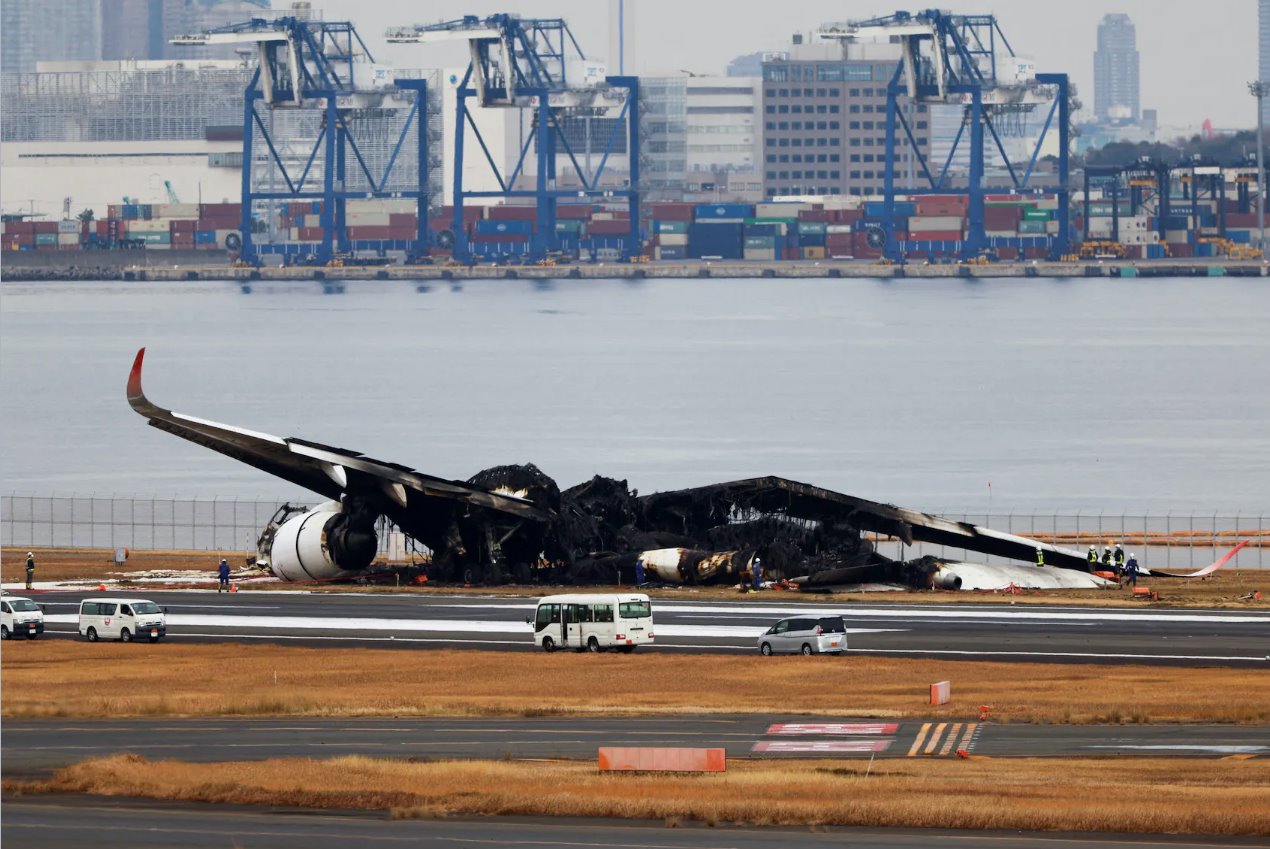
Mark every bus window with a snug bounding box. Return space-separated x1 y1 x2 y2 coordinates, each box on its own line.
535 603 560 632
593 604 614 623
569 604 594 624
619 600 651 619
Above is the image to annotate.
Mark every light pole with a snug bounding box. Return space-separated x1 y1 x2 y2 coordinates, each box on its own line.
1249 82 1268 257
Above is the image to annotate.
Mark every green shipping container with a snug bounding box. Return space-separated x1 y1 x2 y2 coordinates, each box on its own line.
744 235 777 248
34 233 58 245
1018 220 1047 234
133 231 172 244
655 220 689 234
797 221 828 234
1023 209 1051 220
555 220 583 232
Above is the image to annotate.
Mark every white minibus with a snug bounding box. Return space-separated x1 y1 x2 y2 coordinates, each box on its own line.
1 595 45 640
79 598 167 642
530 593 653 653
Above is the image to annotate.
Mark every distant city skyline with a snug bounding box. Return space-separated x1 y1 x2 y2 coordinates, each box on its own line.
2 1 1259 131
1094 13 1140 123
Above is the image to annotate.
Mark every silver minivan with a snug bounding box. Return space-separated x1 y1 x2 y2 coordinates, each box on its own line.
757 616 848 655
79 598 167 643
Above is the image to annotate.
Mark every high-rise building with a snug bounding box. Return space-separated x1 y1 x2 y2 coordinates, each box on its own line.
1261 0 1270 82
1093 13 1139 123
642 75 762 201
101 0 161 61
761 39 929 199
0 0 102 73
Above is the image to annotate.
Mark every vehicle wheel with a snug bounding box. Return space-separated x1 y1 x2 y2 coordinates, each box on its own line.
86 627 99 642
1 625 8 641
542 636 555 653
120 628 132 643
759 642 773 656
587 637 601 653
801 643 814 656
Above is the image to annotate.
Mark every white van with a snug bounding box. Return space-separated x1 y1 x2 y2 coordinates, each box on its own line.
78 597 167 643
1 595 45 640
530 593 653 653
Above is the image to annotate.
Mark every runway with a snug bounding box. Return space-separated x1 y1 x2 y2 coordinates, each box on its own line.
5 716 1269 776
22 589 1270 667
11 799 1261 849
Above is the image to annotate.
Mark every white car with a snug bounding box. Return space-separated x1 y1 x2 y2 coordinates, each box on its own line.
757 616 848 655
1 595 45 640
78 597 167 643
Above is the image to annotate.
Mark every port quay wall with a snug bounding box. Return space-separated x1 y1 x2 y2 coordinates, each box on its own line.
2 494 1265 570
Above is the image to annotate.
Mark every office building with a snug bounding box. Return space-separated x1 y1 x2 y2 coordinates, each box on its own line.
761 39 929 198
0 0 101 73
642 75 762 201
1093 13 1139 123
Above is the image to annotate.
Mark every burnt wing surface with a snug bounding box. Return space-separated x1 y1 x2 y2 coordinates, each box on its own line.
127 349 1089 585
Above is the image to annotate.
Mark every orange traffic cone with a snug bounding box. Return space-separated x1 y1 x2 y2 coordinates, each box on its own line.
229 585 238 593
98 583 107 591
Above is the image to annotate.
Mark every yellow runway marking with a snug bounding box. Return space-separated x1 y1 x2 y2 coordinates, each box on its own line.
959 722 978 752
939 723 962 756
907 722 931 757
924 722 948 755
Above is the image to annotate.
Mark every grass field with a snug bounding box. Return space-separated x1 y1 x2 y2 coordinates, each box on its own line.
7 754 1269 835
4 642 1267 723
4 547 1268 608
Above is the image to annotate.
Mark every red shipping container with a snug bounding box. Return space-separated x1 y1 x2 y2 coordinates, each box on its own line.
34 221 58 234
904 249 929 260
557 204 594 219
169 219 197 233
588 219 633 235
1122 245 1143 259
1023 246 1048 259
648 202 695 221
5 221 35 235
996 246 1020 260
440 205 485 223
825 233 854 253
299 227 325 241
389 213 418 228
1168 243 1194 258
200 203 240 218
1226 212 1257 228
488 205 537 221
798 209 832 222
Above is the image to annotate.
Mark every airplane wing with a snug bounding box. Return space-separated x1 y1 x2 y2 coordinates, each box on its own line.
1149 540 1251 579
639 476 1093 572
126 348 551 525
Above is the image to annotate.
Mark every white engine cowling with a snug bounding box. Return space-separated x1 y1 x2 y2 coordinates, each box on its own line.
269 500 378 581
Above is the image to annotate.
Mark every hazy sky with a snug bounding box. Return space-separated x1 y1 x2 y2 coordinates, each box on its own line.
321 0 1258 131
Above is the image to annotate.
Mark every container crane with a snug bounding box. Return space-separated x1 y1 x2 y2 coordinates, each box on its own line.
172 16 431 265
388 14 640 262
818 10 1071 261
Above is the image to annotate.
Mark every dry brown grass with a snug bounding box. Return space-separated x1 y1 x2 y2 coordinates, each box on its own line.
4 642 1267 723
6 546 1268 608
7 754 1269 835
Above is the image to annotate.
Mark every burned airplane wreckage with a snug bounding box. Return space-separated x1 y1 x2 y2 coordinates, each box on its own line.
128 349 1091 589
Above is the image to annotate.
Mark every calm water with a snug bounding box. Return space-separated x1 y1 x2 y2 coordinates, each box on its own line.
1 276 1267 514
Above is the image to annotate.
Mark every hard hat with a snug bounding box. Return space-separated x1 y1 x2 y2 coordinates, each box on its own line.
27 552 33 557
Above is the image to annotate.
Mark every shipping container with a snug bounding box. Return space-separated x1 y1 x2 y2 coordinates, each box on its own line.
648 202 695 221
694 203 753 220
802 246 827 260
743 248 777 261
863 201 917 218
744 235 777 249
654 220 689 234
488 205 538 221
587 219 633 235
908 216 964 232
659 233 688 247
557 204 594 220
476 219 534 235
655 245 686 260
688 222 743 259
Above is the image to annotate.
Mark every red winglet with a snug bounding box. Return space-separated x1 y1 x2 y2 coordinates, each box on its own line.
127 347 146 401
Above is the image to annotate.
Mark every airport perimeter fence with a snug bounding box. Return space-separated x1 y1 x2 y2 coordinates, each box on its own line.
1 494 1266 570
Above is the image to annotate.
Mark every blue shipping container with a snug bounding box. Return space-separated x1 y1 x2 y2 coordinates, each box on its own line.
688 222 743 259
194 231 217 244
797 233 826 247
1228 230 1252 243
476 219 534 235
658 245 687 260
122 204 140 219
694 203 753 220
864 201 917 218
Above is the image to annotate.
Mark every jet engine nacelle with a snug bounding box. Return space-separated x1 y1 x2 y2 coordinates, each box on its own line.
931 568 963 591
268 500 378 581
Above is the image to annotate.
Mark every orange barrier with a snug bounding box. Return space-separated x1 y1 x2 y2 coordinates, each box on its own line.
598 747 726 772
930 680 951 706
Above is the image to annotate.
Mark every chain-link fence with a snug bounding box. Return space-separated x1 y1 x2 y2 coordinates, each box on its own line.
2 495 1266 570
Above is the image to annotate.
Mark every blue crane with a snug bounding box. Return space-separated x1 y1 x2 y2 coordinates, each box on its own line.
173 16 431 265
388 14 640 263
818 10 1071 261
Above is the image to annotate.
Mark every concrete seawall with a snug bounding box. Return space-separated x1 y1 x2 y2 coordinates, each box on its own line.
2 255 1266 282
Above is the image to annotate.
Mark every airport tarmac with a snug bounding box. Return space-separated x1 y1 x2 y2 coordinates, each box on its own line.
20 589 1270 667
12 799 1263 849
5 716 1269 776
